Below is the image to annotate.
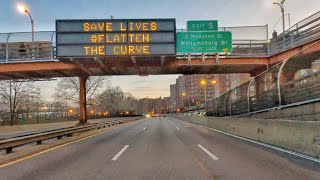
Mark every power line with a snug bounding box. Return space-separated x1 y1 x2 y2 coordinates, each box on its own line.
269 15 282 35
269 13 291 36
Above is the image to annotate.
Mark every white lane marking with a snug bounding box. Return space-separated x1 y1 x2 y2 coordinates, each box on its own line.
132 129 142 137
111 145 129 161
176 127 180 130
132 125 147 137
197 144 219 160
197 125 320 164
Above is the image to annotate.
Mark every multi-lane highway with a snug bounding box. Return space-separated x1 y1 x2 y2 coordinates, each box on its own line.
0 117 319 180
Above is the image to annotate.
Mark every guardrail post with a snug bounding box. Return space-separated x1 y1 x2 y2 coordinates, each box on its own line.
6 147 13 154
79 75 88 125
36 140 42 145
290 31 295 47
247 78 255 114
5 33 12 62
51 32 55 59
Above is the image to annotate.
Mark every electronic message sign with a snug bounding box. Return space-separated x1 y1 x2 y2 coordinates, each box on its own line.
56 19 176 57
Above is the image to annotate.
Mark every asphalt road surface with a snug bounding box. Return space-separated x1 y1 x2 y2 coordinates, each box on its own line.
0 117 319 180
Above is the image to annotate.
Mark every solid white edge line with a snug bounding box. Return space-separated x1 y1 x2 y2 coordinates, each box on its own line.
176 127 180 130
143 127 146 130
111 145 129 161
197 125 320 164
197 144 219 160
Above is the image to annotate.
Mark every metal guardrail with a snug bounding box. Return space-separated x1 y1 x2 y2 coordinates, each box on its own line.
0 118 131 141
269 11 320 56
0 117 142 153
0 31 56 63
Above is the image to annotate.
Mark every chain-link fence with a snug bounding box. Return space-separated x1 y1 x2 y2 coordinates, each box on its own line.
0 31 55 62
206 45 320 117
177 25 269 57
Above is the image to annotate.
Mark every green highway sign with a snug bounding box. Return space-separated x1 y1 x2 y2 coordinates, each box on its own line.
176 31 232 53
187 20 218 31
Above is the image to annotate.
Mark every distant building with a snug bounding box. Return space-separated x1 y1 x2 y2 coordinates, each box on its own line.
138 98 149 114
138 96 171 114
138 97 155 114
176 76 187 110
185 74 215 107
174 74 251 110
154 97 163 114
163 97 171 113
212 74 251 98
170 84 177 112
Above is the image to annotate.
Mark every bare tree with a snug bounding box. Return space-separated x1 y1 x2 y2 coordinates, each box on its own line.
53 76 110 104
49 101 68 120
0 81 39 126
18 84 42 123
119 92 139 112
96 86 124 114
96 86 138 115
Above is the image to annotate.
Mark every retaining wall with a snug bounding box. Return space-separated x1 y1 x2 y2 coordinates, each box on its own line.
171 115 320 158
239 101 320 121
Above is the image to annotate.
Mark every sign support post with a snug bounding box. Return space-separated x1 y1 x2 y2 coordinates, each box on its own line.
187 53 191 66
79 75 88 125
215 53 219 65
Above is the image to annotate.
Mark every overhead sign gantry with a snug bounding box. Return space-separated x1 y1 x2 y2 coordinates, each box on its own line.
56 19 176 57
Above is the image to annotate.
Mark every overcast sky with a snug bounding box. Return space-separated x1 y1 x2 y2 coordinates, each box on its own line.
1 0 319 101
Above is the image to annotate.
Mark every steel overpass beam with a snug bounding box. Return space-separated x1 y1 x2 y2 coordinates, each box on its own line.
268 39 320 65
175 57 268 66
0 61 77 73
79 75 88 125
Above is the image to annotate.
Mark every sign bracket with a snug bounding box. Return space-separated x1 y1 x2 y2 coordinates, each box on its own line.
161 56 165 66
215 53 220 65
201 53 205 66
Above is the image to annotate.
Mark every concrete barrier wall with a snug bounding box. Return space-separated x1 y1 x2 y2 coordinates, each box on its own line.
239 101 320 121
171 115 320 158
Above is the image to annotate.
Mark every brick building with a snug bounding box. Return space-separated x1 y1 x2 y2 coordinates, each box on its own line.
138 96 171 114
172 74 251 110
169 84 177 112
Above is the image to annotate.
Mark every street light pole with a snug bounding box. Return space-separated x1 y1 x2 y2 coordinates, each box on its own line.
26 11 35 43
203 85 207 108
200 80 207 108
273 0 286 33
182 93 191 110
18 5 35 58
185 94 190 109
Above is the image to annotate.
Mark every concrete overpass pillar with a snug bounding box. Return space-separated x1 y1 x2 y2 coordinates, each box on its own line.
79 75 88 125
